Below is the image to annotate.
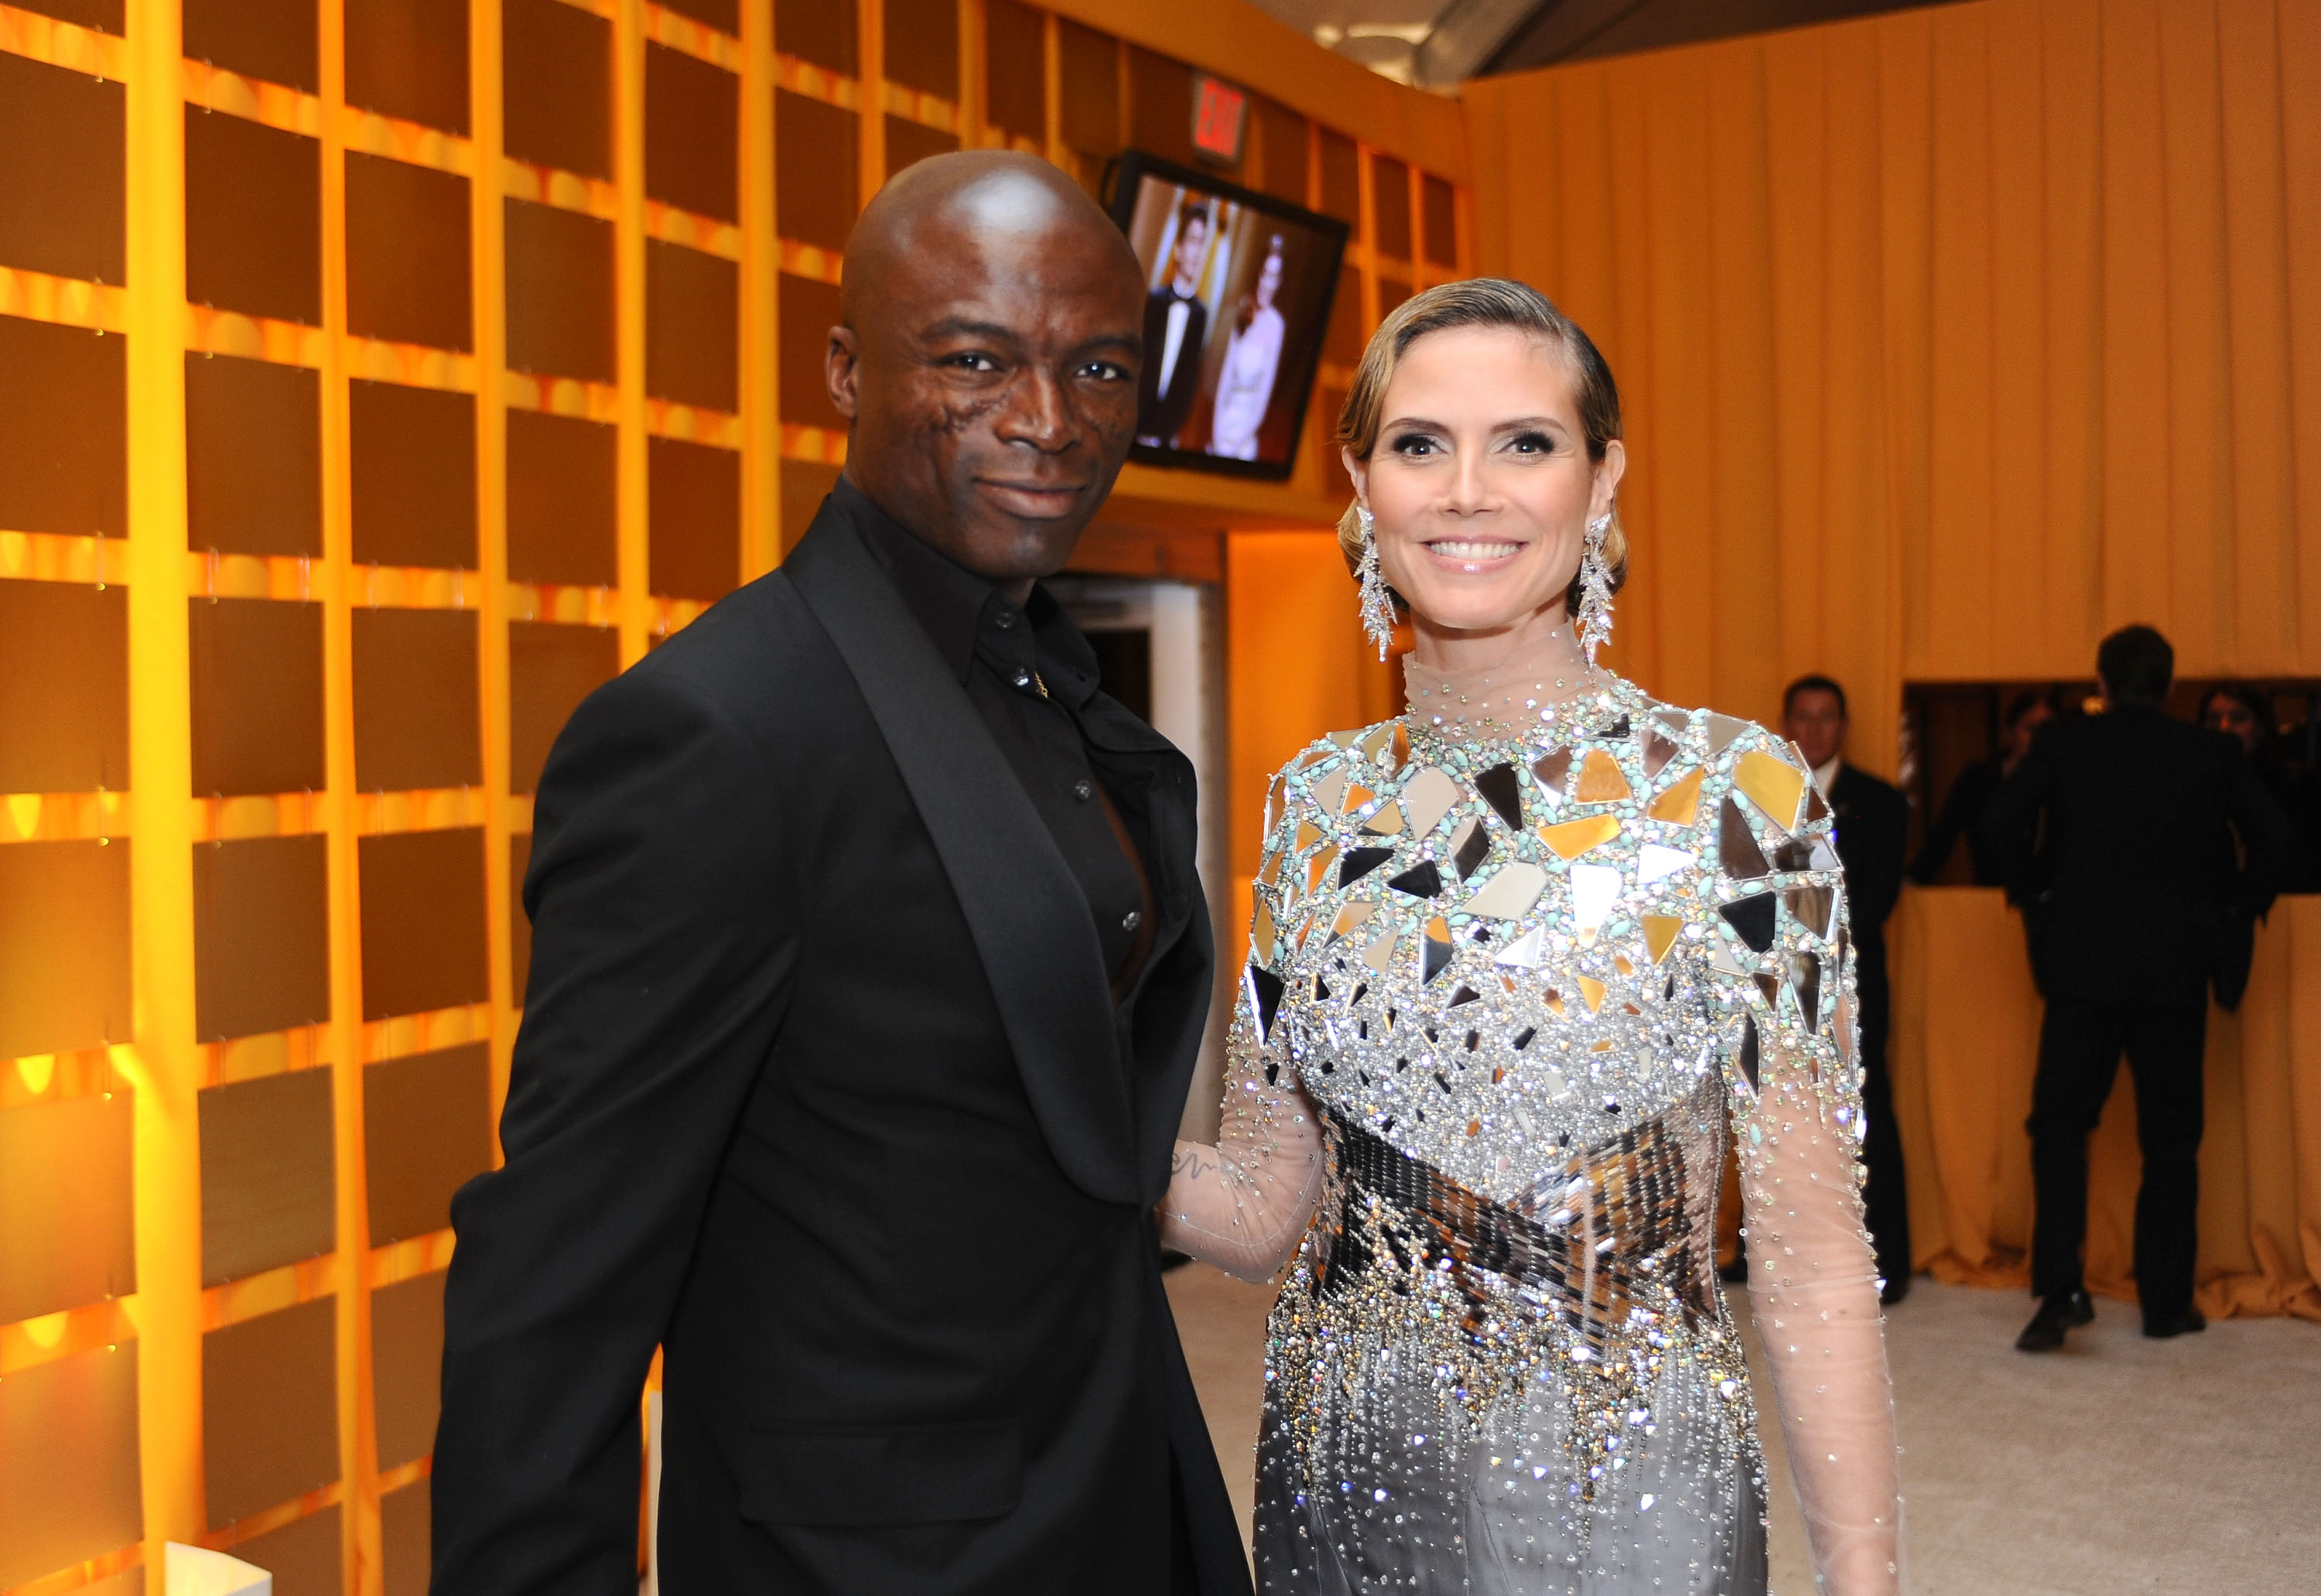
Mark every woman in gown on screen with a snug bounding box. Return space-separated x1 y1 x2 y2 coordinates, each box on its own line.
1206 236 1287 461
1159 279 1902 1594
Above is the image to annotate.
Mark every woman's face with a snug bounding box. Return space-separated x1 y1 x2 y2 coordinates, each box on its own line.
1257 251 1283 309
1348 325 1623 637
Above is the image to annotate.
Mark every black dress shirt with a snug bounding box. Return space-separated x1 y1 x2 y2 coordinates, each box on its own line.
842 477 1155 992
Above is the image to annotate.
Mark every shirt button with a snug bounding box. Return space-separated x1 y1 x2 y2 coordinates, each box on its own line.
1122 910 1143 932
993 610 1017 629
1012 670 1032 689
1073 778 1093 801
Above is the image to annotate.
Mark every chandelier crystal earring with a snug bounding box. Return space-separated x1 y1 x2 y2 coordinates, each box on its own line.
1574 511 1616 665
1355 504 1396 661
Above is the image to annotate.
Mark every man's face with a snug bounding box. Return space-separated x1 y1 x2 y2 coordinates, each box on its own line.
828 199 1144 591
1174 217 1208 285
1783 689 1847 771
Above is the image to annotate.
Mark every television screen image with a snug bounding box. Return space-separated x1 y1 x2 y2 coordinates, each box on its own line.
1107 151 1349 481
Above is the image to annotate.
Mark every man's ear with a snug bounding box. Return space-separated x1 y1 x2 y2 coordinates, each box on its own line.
826 325 860 421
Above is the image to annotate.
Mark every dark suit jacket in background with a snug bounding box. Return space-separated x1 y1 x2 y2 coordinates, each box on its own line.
1137 288 1209 447
432 495 1249 1595
1826 762 1912 1276
1829 764 1909 983
1981 706 2294 1011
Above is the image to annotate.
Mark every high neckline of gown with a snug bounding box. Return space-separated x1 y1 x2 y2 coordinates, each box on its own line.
1400 654 1642 747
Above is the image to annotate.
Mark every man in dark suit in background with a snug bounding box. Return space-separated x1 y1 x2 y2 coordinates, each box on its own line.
1986 625 2294 1352
1136 203 1212 449
1783 675 1913 1304
432 152 1250 1595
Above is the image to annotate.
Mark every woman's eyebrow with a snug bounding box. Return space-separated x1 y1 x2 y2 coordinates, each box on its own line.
1381 414 1570 432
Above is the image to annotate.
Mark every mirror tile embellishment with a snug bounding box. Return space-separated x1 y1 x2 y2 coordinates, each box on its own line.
1641 728 1682 777
1338 846 1395 887
1449 815 1490 880
1573 749 1632 802
1530 747 1573 800
1474 762 1523 829
1732 748 1806 831
1783 885 1834 940
1386 860 1443 899
1720 892 1777 952
1540 814 1620 860
1645 766 1704 825
1718 798 1770 879
1401 767 1464 836
1637 842 1695 885
1459 861 1547 921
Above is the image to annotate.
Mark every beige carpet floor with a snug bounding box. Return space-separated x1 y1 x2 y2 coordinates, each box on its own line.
1165 1268 2321 1594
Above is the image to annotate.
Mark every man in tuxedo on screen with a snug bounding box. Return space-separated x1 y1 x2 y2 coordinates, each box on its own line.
432 151 1251 1596
1137 202 1212 449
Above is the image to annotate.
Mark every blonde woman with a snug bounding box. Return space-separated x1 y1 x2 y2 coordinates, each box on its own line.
1160 280 1902 1593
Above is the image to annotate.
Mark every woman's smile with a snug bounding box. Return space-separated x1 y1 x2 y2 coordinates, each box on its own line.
1423 536 1526 569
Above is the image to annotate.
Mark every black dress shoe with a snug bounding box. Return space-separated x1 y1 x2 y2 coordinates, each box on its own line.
2015 1289 2095 1352
1879 1274 1911 1307
2143 1307 2207 1338
1717 1256 1749 1285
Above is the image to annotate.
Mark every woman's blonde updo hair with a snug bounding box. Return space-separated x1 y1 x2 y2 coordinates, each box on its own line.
1334 278 1627 622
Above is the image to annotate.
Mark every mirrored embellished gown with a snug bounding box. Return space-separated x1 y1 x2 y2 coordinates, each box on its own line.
1167 668 1902 1594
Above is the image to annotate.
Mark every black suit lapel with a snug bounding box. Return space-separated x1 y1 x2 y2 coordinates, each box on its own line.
782 504 1139 1205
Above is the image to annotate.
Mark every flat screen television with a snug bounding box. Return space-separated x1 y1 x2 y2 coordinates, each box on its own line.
1106 150 1349 481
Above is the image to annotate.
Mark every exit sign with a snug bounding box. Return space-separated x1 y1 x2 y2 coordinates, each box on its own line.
1191 73 1247 166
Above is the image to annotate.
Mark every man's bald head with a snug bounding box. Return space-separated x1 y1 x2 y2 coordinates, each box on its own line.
825 153 1147 593
842 151 1139 323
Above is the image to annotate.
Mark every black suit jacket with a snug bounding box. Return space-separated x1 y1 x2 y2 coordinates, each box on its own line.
432 497 1251 1595
1981 706 2293 1010
1828 764 1909 975
1137 288 1209 446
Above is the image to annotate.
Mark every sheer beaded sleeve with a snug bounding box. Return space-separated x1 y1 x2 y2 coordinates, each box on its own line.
1711 737 1903 1594
1159 771 1326 1283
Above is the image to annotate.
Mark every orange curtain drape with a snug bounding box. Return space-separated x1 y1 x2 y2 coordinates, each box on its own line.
1892 890 2321 1321
1465 0 2321 757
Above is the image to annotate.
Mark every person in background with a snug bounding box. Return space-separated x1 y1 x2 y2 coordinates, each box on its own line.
1985 627 2295 1353
1784 675 1914 1304
1908 687 2055 885
2201 682 2313 891
1137 201 1212 449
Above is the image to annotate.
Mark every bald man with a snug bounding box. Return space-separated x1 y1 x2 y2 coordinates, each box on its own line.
432 154 1249 1596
